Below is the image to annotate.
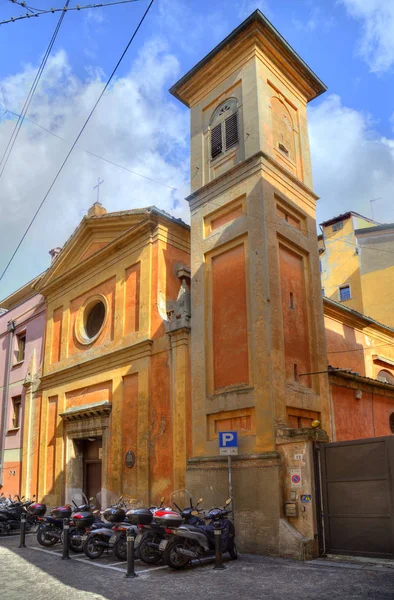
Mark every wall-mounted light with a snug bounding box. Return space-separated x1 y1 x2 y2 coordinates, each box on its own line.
355 390 362 400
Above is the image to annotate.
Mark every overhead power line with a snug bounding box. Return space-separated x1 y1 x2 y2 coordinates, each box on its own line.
0 0 155 283
0 0 70 180
2 0 141 26
4 109 177 191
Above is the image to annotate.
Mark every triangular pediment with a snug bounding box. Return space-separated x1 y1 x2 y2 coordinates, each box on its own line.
35 208 153 293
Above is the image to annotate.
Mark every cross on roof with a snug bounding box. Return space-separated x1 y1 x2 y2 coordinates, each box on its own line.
93 177 104 203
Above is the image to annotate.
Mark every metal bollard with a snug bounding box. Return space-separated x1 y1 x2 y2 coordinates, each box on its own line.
62 518 71 560
18 516 26 548
213 524 226 570
125 530 138 578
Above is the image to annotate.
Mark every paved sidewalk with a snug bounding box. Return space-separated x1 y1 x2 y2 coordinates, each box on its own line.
1 533 393 600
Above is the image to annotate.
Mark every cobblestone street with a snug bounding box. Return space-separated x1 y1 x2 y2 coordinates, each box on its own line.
1 533 394 600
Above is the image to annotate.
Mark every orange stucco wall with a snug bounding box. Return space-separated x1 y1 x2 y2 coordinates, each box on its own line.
150 352 173 502
51 306 63 364
46 396 57 495
124 263 140 335
65 381 112 410
212 243 249 389
279 244 311 386
69 277 116 356
122 373 138 496
3 462 21 497
332 384 394 440
325 317 366 375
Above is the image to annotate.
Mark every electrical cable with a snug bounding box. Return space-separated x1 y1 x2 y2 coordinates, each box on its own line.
0 0 155 283
2 0 142 26
0 0 70 180
4 109 177 191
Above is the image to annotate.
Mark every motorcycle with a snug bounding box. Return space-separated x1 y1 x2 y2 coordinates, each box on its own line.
161 498 237 569
0 494 38 535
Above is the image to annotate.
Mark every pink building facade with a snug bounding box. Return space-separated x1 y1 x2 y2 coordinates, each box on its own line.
0 279 45 498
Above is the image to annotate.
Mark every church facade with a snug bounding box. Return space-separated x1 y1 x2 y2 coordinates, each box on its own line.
1 10 394 558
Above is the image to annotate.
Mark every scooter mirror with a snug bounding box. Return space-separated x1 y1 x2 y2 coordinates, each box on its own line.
225 498 232 506
160 496 165 503
89 497 94 501
198 498 203 504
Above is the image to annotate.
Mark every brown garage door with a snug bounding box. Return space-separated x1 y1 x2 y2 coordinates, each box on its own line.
319 436 394 558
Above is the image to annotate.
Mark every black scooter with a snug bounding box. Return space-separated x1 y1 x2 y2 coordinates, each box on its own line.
0 495 37 535
162 499 237 569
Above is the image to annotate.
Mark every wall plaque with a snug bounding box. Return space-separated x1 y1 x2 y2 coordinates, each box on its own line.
125 450 135 468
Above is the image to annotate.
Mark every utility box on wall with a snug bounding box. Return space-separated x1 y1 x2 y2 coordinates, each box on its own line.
285 501 298 517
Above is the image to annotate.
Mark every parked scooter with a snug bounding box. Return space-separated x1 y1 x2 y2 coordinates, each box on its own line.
161 499 237 569
68 498 99 553
0 494 38 535
83 496 137 559
134 496 204 565
36 504 72 546
36 495 94 548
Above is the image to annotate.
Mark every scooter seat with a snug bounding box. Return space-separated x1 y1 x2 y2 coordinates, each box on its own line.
91 522 113 529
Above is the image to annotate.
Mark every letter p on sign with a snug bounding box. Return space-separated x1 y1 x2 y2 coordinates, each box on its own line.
219 431 238 455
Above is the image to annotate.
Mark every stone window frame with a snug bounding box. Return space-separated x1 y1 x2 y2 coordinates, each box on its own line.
209 98 239 161
75 294 108 346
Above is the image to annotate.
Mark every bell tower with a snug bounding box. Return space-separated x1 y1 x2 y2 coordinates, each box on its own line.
171 10 331 556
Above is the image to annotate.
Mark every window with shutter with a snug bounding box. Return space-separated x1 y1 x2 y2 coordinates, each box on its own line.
210 98 239 161
211 123 222 159
225 112 238 150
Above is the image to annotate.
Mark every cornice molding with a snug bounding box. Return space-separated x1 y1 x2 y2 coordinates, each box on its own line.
39 339 153 389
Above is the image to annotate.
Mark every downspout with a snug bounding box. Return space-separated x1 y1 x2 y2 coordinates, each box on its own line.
0 320 16 486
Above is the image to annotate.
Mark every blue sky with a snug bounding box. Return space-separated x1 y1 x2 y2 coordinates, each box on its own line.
1 0 394 297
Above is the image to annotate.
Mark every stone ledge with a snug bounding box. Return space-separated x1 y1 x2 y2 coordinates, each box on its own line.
276 427 329 444
187 452 281 470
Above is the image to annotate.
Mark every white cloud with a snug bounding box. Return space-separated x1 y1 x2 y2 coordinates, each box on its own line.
341 0 394 73
0 40 189 298
308 94 394 224
292 6 335 34
237 1 272 20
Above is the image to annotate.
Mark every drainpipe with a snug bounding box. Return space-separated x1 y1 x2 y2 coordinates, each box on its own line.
0 320 16 487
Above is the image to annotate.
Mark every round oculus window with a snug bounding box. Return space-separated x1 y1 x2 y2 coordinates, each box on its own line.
75 295 108 345
85 301 105 339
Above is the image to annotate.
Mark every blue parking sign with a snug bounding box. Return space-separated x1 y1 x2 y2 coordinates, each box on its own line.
219 431 238 447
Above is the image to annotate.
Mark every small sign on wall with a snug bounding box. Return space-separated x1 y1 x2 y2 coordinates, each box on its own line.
290 468 302 488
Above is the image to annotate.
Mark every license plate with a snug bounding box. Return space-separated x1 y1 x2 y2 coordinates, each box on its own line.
81 535 88 542
135 532 143 546
159 539 168 551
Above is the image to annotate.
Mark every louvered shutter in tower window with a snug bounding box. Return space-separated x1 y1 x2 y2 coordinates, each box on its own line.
211 123 222 159
225 112 238 150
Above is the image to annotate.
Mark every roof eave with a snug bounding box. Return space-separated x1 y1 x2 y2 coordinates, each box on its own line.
169 10 327 106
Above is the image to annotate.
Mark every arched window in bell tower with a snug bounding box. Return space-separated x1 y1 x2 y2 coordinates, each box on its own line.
271 97 295 162
210 98 239 160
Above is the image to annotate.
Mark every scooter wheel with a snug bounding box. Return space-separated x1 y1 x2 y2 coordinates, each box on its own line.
163 538 190 570
84 535 105 559
229 543 238 560
68 528 84 553
113 535 127 561
37 527 58 547
138 534 162 565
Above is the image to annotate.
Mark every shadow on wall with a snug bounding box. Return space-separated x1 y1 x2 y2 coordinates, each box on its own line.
325 315 366 376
